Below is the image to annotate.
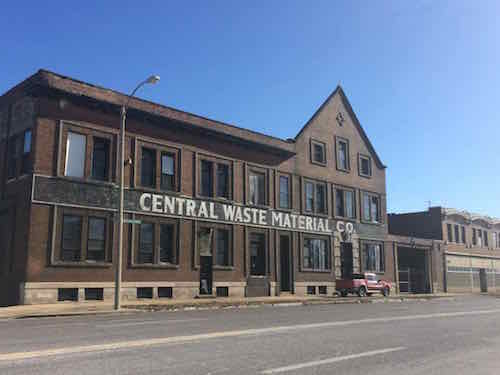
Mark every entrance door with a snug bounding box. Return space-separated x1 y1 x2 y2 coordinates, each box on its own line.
340 243 353 279
250 233 266 276
479 268 488 293
200 256 213 295
280 235 292 292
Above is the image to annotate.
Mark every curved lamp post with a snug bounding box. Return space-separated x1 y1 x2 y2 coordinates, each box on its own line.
115 75 160 310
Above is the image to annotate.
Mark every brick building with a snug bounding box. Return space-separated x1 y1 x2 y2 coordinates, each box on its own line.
0 70 396 306
389 207 500 293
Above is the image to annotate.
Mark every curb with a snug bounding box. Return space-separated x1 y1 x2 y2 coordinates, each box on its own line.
0 294 458 320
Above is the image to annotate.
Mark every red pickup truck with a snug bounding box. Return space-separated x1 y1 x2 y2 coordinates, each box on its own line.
336 273 392 297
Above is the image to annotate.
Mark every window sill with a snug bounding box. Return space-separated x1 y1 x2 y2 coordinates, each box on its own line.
134 186 180 194
212 265 234 271
50 261 113 268
300 269 332 273
303 211 329 218
130 263 179 269
310 160 327 167
197 195 235 204
336 167 351 173
333 215 357 222
359 173 372 179
360 220 382 226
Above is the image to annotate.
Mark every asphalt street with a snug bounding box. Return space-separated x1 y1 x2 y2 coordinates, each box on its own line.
0 295 500 374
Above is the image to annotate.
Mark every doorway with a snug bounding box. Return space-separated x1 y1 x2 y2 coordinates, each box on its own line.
250 233 266 276
397 246 431 293
479 268 488 293
200 256 213 295
280 235 292 292
340 242 353 279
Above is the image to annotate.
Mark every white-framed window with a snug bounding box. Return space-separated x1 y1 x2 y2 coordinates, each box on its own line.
65 132 86 178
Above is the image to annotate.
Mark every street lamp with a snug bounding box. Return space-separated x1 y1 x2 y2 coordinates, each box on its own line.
115 75 160 311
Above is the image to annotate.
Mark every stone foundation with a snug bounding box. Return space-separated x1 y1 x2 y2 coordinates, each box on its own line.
20 281 247 305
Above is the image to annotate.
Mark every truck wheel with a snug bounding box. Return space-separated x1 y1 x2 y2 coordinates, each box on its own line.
382 287 390 297
340 290 348 297
357 286 367 297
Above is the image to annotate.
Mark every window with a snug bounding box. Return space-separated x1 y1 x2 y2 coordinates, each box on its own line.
91 137 110 181
215 229 230 266
201 160 213 197
461 226 466 244
358 154 371 177
161 153 175 191
363 243 384 272
7 135 19 179
87 217 106 261
279 175 290 209
454 225 460 244
61 215 82 261
303 237 330 271
493 232 497 249
477 229 483 247
200 158 231 199
484 231 489 247
472 228 477 246
311 140 326 165
85 288 104 301
65 132 86 178
336 137 350 171
447 224 453 242
250 232 266 275
21 129 32 174
249 170 266 205
335 188 355 219
216 164 230 198
159 224 175 263
304 180 327 214
196 224 232 267
138 222 154 263
362 192 380 223
141 147 156 188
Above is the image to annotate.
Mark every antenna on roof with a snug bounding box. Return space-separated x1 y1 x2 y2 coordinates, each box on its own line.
427 200 432 209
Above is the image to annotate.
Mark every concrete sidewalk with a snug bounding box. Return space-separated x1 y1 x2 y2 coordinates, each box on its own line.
0 293 457 320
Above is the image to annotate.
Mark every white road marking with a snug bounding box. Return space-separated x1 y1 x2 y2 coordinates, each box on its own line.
261 346 406 374
97 318 208 328
0 308 499 362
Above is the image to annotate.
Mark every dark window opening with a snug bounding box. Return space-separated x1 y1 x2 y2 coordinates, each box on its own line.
215 229 230 266
305 181 326 214
21 129 32 175
159 224 175 263
216 286 229 297
307 286 316 295
336 138 350 171
138 223 154 263
303 238 329 271
279 175 290 209
61 215 82 262
85 288 104 301
335 188 355 219
362 192 380 223
87 217 106 261
216 164 229 198
58 288 78 302
484 231 489 247
454 225 460 244
160 153 176 191
141 147 156 188
312 141 326 164
318 286 328 295
249 171 266 205
359 155 371 177
137 287 153 299
250 233 266 276
461 226 466 244
91 137 110 181
200 160 213 197
7 136 19 179
363 243 384 272
158 287 173 298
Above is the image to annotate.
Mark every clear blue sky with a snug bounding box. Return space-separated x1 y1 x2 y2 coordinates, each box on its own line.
2 1 499 217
